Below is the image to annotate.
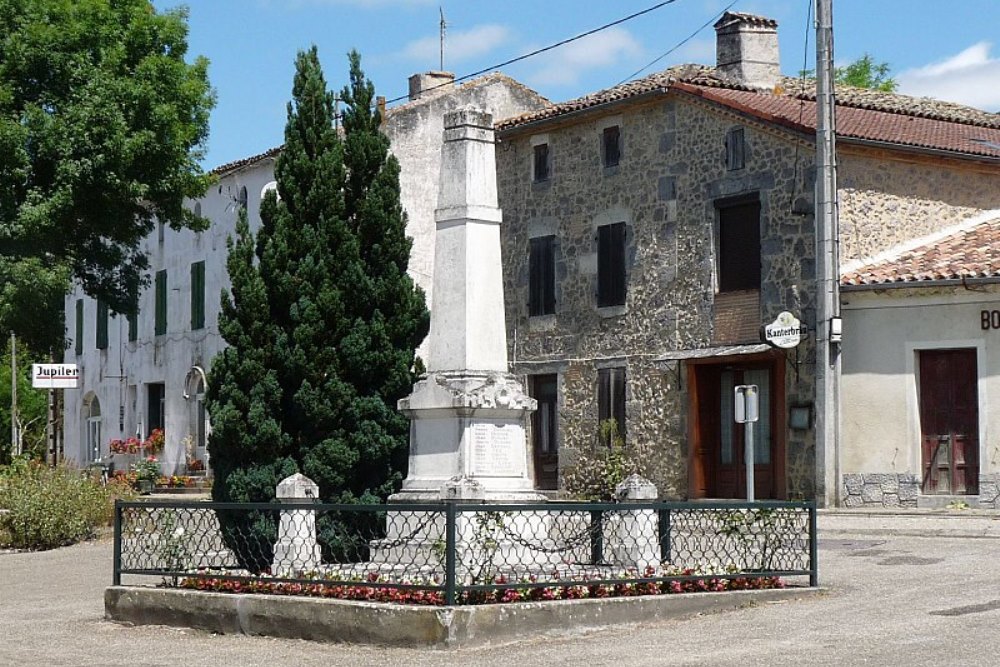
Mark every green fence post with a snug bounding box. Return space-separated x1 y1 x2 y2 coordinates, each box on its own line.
113 500 122 586
809 502 818 587
658 507 671 563
445 502 457 605
590 508 604 565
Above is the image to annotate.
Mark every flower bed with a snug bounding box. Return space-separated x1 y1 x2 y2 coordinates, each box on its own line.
175 567 784 607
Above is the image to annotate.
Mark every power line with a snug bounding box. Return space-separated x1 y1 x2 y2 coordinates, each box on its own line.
614 0 739 85
382 0 684 106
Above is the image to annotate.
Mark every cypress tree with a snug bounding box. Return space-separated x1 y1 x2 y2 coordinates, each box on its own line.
207 48 428 569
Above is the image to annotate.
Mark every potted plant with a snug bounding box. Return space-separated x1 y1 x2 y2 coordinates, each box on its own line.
134 456 161 495
143 428 165 456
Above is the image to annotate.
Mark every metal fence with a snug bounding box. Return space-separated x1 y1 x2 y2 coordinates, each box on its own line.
113 499 817 605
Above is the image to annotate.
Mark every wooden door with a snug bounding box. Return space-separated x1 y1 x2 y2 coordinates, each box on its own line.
919 349 978 495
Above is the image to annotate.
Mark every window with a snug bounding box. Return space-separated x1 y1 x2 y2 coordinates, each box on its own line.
726 127 745 170
155 270 167 336
598 367 626 446
530 374 559 490
597 222 626 307
237 186 248 211
75 299 84 355
84 395 102 463
602 126 621 168
717 201 761 292
96 300 109 350
533 143 550 182
127 292 138 343
528 236 556 316
147 383 165 434
190 261 206 330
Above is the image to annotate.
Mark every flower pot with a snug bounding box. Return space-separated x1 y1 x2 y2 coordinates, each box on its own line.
138 479 154 495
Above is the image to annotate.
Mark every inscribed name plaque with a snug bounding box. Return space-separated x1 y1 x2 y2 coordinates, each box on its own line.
471 422 522 477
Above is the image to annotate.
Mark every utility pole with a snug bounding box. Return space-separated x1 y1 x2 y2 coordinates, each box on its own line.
9 332 16 456
815 0 842 507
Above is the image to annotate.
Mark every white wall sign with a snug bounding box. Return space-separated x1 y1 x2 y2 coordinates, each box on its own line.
32 364 79 389
762 311 808 349
734 384 759 424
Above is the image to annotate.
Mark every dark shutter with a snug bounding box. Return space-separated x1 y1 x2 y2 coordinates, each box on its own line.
127 291 138 343
603 126 621 167
533 143 549 182
96 300 109 350
718 202 761 292
155 270 167 336
75 299 84 355
726 128 745 170
191 261 205 330
598 367 626 446
597 223 626 307
528 236 555 316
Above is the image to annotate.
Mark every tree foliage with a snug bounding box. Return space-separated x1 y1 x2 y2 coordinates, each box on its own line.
207 48 428 570
836 53 897 92
0 0 215 352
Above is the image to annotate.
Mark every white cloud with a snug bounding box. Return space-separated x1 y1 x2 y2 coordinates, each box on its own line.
398 24 511 66
527 27 642 88
897 42 1000 111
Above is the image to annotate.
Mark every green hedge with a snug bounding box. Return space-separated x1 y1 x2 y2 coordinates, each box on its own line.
0 459 135 550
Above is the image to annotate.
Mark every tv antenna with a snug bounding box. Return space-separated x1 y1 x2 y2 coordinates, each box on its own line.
439 7 447 71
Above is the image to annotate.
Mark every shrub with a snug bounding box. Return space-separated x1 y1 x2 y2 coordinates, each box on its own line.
562 419 652 501
0 459 135 550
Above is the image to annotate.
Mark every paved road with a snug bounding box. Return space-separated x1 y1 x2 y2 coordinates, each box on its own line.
3 514 1000 666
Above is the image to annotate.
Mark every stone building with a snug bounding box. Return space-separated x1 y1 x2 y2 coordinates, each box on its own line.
495 12 1000 503
62 72 548 474
841 211 1000 508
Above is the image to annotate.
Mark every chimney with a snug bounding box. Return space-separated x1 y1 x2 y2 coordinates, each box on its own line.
407 71 455 101
714 12 780 90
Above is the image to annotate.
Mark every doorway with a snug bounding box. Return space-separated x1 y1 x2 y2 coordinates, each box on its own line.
147 383 165 436
918 349 978 495
688 354 785 499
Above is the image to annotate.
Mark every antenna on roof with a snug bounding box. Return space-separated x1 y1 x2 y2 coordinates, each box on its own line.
439 7 447 71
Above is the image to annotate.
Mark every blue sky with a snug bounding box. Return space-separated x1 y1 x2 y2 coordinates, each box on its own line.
154 0 1000 170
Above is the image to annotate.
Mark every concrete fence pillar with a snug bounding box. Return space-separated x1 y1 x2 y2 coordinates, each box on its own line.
271 473 321 575
606 474 660 571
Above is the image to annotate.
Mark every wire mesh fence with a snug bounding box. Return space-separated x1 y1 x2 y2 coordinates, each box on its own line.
114 499 817 605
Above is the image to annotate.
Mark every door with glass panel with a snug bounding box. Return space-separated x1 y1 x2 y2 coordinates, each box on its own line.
717 367 774 499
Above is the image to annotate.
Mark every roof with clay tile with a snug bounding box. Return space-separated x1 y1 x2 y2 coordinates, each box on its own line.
841 211 1000 286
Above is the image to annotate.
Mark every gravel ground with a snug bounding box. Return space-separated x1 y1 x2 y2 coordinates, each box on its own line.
2 514 1000 666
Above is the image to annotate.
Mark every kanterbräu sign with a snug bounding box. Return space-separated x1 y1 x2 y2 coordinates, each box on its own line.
762 312 808 349
32 364 79 389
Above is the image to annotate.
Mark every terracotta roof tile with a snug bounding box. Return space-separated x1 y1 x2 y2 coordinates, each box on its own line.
841 212 1000 286
496 65 1000 160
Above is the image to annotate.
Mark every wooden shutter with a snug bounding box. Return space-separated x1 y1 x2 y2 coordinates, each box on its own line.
603 126 621 167
533 143 549 182
155 270 167 336
96 300 109 350
597 223 626 307
718 202 760 292
75 299 84 355
529 236 555 316
191 261 205 330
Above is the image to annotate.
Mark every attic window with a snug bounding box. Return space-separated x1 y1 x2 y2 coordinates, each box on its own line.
726 128 746 170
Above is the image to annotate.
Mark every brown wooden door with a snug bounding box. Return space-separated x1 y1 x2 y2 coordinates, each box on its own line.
690 361 781 499
919 349 978 495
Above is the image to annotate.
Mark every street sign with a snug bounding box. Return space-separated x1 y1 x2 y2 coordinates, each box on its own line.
734 384 759 423
31 364 79 389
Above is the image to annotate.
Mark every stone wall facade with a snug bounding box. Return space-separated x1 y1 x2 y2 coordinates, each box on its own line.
842 473 1000 509
498 93 819 499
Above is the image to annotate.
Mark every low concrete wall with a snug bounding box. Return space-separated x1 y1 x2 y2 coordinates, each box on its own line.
105 585 820 648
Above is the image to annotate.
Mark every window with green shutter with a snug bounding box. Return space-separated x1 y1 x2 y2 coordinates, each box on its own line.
155 270 167 336
75 299 84 355
190 261 205 330
127 291 138 343
96 300 109 350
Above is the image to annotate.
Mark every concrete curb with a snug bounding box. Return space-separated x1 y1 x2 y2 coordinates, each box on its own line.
105 585 822 648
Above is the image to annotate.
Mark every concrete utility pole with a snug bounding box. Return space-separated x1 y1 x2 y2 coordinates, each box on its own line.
815 0 842 507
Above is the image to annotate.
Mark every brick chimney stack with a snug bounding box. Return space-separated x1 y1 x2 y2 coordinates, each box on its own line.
714 12 780 90
407 71 455 101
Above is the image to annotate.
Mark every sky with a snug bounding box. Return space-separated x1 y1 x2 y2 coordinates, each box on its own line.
152 0 1000 170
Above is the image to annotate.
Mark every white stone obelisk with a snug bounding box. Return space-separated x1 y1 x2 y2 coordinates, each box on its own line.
395 108 541 502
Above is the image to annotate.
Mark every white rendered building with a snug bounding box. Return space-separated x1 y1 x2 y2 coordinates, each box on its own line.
63 72 548 474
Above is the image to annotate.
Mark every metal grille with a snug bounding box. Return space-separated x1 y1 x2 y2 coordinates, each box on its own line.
114 500 817 605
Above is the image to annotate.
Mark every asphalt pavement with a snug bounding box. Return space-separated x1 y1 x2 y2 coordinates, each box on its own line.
2 510 1000 666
